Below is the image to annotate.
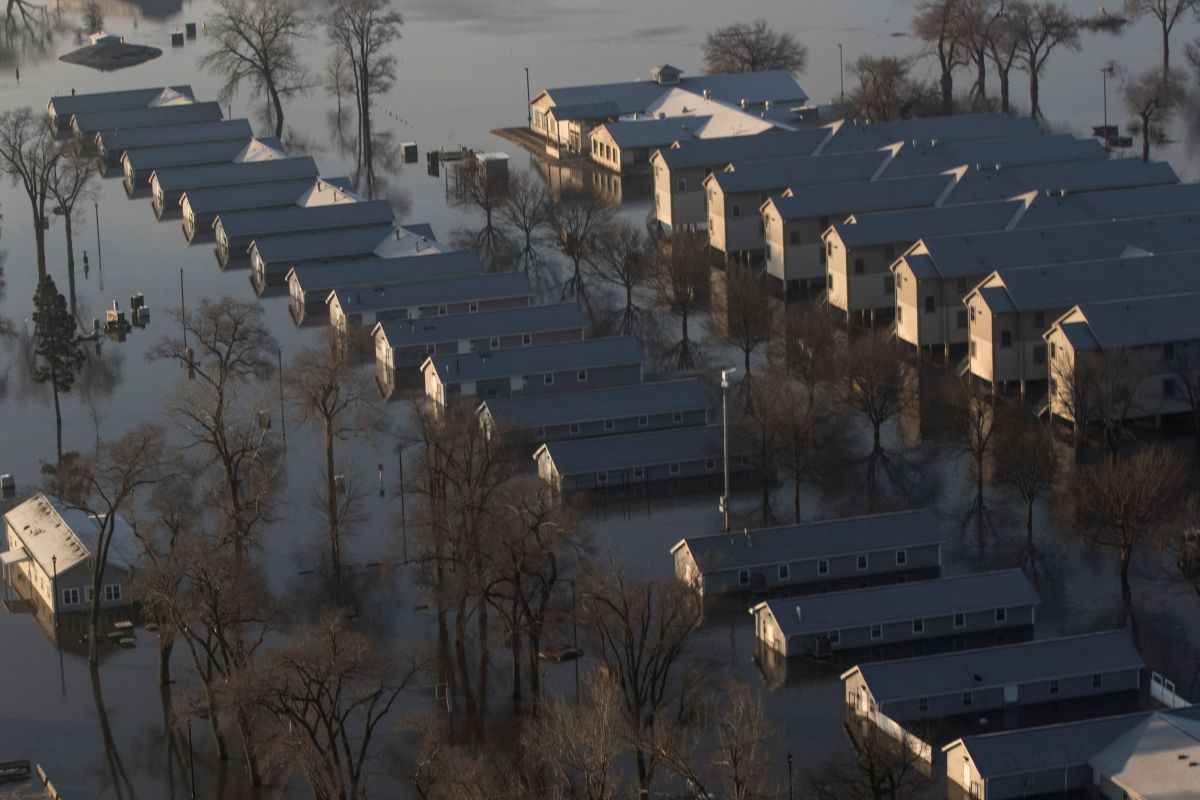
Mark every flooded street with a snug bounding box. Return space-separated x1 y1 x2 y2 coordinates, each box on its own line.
1 0 1199 797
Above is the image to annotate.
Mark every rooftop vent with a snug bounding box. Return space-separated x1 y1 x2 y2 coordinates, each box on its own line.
703 89 711 100
765 100 773 110
740 98 749 109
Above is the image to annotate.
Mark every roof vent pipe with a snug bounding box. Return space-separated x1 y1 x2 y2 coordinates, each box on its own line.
740 98 748 109
703 89 711 99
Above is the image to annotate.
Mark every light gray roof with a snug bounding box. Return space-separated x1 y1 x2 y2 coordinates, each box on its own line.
977 251 1200 313
428 336 642 384
1061 292 1200 349
481 378 709 429
771 173 954 220
96 118 253 155
539 424 746 475
834 200 1022 248
253 224 436 269
599 117 709 149
1020 182 1200 228
880 134 1106 179
377 303 584 350
759 570 1040 638
820 114 1042 154
153 156 319 192
946 158 1178 204
124 137 283 176
182 176 354 216
906 216 1200 280
542 69 806 116
656 128 830 168
1087 711 1200 798
548 100 624 121
72 101 223 134
49 85 193 119
851 630 1143 704
216 200 394 244
335 272 532 315
953 712 1151 778
676 509 944 573
3 492 136 576
288 251 481 300
711 149 888 195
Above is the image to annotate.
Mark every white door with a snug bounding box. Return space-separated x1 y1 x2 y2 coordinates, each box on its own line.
1003 684 1017 704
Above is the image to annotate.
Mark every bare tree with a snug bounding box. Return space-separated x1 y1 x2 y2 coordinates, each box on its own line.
1165 346 1200 448
654 230 710 370
955 0 1005 101
286 329 385 575
983 1 1023 112
940 374 998 512
0 108 59 279
580 566 702 796
1011 1 1080 120
202 0 310 138
153 297 282 558
840 330 913 465
804 726 933 800
1126 0 1200 79
1075 443 1188 613
239 612 419 800
586 219 651 337
81 0 103 34
452 158 511 270
775 302 841 404
325 46 355 120
769 373 851 522
847 56 939 121
549 185 616 315
1124 67 1184 162
499 169 552 279
47 139 97 320
326 0 403 195
994 411 1056 553
719 262 773 375
914 0 971 114
703 19 808 74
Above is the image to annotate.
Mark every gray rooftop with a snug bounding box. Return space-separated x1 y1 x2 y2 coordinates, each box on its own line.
539 424 744 475
850 630 1143 704
376 303 584 349
770 173 954 220
759 570 1040 638
48 85 193 118
880 134 1106 179
542 69 807 117
96 118 253 154
946 158 1178 204
481 378 710 429
709 149 888 195
182 176 354 216
335 272 532 315
952 713 1151 778
975 251 1200 313
547 101 623 121
287 251 481 299
124 137 283 175
216 200 394 242
252 223 436 267
820 114 1042 154
73 102 224 134
599 116 708 149
1020 182 1200 228
676 509 944 573
1059 292 1200 350
656 128 830 168
905 215 1200 280
833 200 1023 248
153 156 319 192
427 336 642 384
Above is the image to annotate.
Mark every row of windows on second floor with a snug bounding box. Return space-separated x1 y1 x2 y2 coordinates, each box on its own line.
737 548 914 586
60 584 123 606
821 606 1016 646
853 673 1107 716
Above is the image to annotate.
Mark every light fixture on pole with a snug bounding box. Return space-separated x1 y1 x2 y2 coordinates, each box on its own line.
838 44 845 103
720 367 737 533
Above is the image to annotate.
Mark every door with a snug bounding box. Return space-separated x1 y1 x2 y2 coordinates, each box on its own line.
1003 684 1017 705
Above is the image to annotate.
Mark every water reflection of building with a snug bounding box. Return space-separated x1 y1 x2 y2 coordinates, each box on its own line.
532 156 649 206
53 0 184 23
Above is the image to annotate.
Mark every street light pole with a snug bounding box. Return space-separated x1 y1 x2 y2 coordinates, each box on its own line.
838 44 845 103
1101 64 1114 150
787 752 794 800
524 67 532 128
720 367 737 533
188 717 196 799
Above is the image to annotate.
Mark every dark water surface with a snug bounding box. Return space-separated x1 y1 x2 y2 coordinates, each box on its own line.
1 1 1199 797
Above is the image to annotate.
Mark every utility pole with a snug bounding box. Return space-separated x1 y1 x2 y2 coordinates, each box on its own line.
787 752 794 800
93 201 103 281
721 367 737 532
838 44 845 103
524 67 532 128
179 268 187 350
277 348 287 451
188 717 196 799
1101 63 1115 150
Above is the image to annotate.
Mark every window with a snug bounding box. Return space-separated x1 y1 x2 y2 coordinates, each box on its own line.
896 306 903 322
1034 310 1046 329
534 427 546 439
731 203 742 219
828 629 840 644
790 231 800 246
917 697 928 712
62 587 80 606
970 341 977 358
489 336 500 349
817 559 829 576
912 618 924 634
426 343 437 354
522 333 532 346
1049 679 1060 696
85 586 93 602
705 459 717 471
995 607 1007 623
969 306 976 323
884 244 896 260
1164 378 1177 398
569 423 581 435
1050 342 1057 359
676 178 686 193
672 411 684 424
778 564 790 581
603 418 614 431
954 612 966 628
577 368 588 382
962 691 973 707
104 584 121 602
957 310 968 329
827 274 834 289
884 275 894 295
596 471 608 484
870 624 883 640
738 569 750 586
923 296 935 313
1093 673 1103 688
1001 331 1012 349
857 554 868 571
669 463 680 475
1164 342 1175 360
854 258 865 275
632 466 645 479
468 300 479 313
543 373 555 385
895 549 907 566
438 304 448 316
1034 345 1046 365
637 415 649 427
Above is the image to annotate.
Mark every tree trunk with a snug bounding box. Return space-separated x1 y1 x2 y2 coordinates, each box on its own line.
743 346 751 375
52 378 63 465
1025 498 1035 552
64 212 78 320
527 627 542 712
477 598 490 715
635 747 650 797
203 681 229 760
624 285 634 335
454 608 476 715
872 422 882 458
325 420 340 575
1029 69 1041 120
975 50 987 99
31 197 47 279
158 632 174 686
1119 542 1133 610
236 708 262 787
940 69 954 115
793 470 801 523
998 67 1011 114
509 587 522 711
1140 113 1151 163
268 80 285 139
1162 23 1170 82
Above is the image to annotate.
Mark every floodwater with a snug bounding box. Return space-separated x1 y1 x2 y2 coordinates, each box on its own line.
0 1 1199 797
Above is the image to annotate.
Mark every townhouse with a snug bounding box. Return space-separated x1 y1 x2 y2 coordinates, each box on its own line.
329 271 531 334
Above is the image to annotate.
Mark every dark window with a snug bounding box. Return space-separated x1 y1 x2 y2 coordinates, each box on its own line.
827 274 834 289
672 411 683 423
857 554 868 570
817 559 829 575
970 341 977 357
826 241 833 257
705 459 716 471
632 466 644 479
738 569 749 586
790 231 800 246
731 203 741 219
957 310 968 329
676 178 686 193
912 618 924 634
489 336 500 349
995 608 1007 623
596 471 608 484
895 549 907 566
544 373 555 385
924 296 936 313
1093 673 1103 688
954 613 966 628
438 305 448 316
854 258 865 275
522 333 532 346
828 629 840 644
917 697 928 712
468 300 479 313
778 564 790 581
637 415 649 427
1034 310 1046 328
104 584 121 602
577 369 588 382
870 624 883 640
569 423 580 435
897 306 903 322
1049 680 1060 695
1034 345 1046 364
962 692 973 707
1001 331 1012 348
603 418 614 431
669 463 680 475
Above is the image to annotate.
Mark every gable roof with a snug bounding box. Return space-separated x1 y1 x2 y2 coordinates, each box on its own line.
152 156 319 192
480 378 709 429
541 69 807 116
181 176 354 217
3 493 136 576
643 87 788 136
1050 292 1200 350
286 251 481 299
215 199 395 242
754 570 1040 638
945 158 1178 205
768 173 955 220
845 630 1143 704
674 509 944 573
878 134 1106 179
96 118 253 155
425 336 642 384
819 114 1041 154
123 136 284 175
832 200 1023 248
709 149 888 195
72 101 224 134
597 116 710 149
1020 182 1200 228
375 303 584 349
48 85 194 119
251 223 440 269
333 271 531 315
654 128 831 168
537 424 744 474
